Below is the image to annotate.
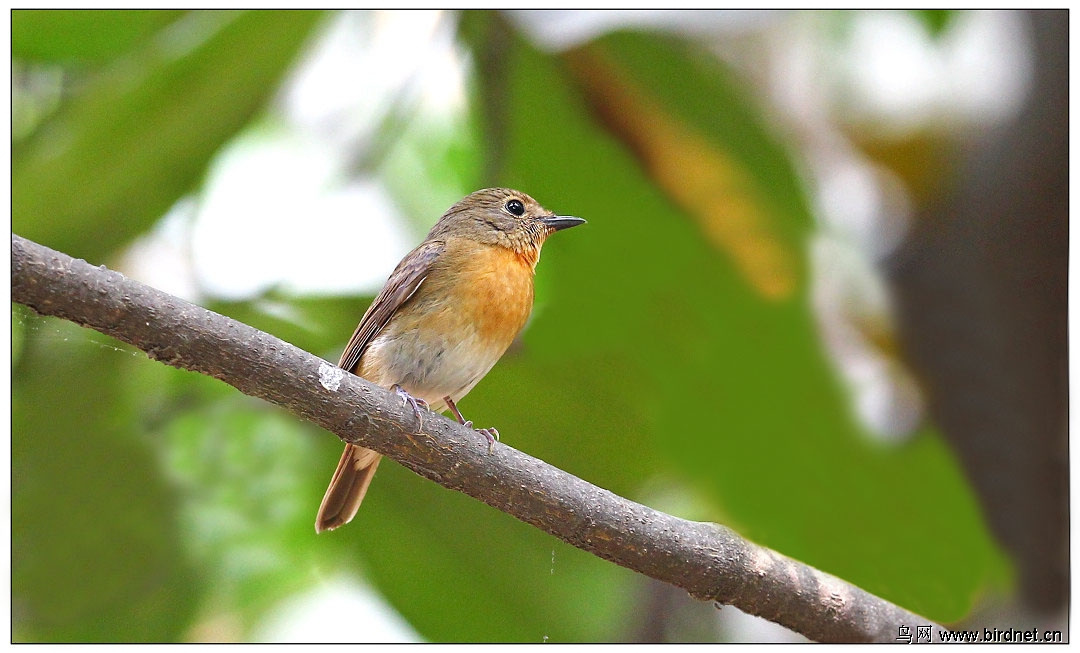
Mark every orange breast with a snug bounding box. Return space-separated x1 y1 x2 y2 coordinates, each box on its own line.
436 240 535 349
358 238 537 405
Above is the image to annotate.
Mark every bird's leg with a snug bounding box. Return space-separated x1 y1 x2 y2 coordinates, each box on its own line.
391 384 428 433
444 396 500 453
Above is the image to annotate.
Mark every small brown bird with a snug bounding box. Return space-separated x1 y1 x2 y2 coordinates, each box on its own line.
316 188 585 533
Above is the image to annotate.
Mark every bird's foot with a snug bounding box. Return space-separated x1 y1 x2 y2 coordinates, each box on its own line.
445 396 499 454
463 422 500 453
392 384 428 432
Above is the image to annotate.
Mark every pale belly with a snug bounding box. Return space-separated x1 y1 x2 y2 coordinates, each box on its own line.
360 326 509 412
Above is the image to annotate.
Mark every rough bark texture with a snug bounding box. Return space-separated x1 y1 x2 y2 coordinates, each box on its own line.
12 233 935 642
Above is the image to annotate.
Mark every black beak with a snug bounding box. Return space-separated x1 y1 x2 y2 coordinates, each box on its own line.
540 215 586 231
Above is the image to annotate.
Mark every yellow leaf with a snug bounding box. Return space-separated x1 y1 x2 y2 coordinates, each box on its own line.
567 47 798 300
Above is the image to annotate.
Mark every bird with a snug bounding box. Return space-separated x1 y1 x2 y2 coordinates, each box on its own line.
315 188 585 533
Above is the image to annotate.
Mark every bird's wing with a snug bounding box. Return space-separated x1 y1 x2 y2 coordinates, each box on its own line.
337 239 445 373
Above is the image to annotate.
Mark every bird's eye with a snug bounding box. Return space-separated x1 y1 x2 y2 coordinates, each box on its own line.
505 199 525 216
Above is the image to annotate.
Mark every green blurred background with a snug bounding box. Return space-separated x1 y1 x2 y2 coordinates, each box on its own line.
11 10 1067 642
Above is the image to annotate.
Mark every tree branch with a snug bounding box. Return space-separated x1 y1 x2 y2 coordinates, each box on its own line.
11 233 935 642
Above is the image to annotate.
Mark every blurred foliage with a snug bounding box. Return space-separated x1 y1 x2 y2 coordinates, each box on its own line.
913 10 956 37
12 10 324 263
12 306 199 641
12 9 1008 643
12 10 185 62
469 19 1005 623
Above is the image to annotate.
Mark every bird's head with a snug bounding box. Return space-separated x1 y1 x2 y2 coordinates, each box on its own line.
430 188 585 266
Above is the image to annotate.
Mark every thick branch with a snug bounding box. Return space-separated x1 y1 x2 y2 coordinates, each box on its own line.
11 234 934 642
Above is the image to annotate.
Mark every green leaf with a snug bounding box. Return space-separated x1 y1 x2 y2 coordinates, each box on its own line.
912 10 955 38
12 10 186 63
563 32 810 301
12 10 325 263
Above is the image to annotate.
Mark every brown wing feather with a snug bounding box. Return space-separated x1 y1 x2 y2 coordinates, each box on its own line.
315 240 444 533
337 240 445 373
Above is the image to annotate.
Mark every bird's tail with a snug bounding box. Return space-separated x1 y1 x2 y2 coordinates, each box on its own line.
315 444 382 533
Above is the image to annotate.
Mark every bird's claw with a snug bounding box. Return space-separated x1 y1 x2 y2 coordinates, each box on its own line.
477 427 500 454
391 384 428 433
461 420 499 453
445 397 498 453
